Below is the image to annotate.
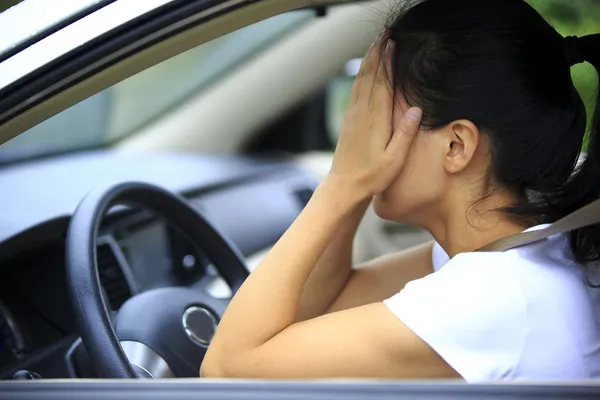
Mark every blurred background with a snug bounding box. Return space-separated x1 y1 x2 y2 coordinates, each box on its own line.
0 0 599 261
0 0 18 11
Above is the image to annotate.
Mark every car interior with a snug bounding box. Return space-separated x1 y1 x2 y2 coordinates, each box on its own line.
0 0 436 380
0 0 598 393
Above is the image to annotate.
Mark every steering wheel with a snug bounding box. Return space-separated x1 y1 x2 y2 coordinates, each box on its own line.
65 182 249 378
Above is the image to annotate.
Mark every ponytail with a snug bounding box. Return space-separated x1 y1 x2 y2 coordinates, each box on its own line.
553 34 600 283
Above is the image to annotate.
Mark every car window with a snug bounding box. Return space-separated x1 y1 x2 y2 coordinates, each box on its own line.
0 10 313 163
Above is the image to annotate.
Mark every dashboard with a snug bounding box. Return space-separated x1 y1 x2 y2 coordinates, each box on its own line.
0 150 318 379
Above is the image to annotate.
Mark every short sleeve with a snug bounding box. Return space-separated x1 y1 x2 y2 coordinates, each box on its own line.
384 252 528 382
432 241 450 272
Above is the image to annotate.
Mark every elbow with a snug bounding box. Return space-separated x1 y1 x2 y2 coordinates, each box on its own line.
201 347 255 378
200 346 243 378
200 361 225 379
200 350 227 378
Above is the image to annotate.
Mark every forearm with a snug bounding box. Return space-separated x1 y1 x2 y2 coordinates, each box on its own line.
295 198 370 321
203 33 422 377
207 180 361 357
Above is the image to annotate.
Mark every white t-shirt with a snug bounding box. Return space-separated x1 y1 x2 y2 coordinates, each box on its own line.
384 225 600 382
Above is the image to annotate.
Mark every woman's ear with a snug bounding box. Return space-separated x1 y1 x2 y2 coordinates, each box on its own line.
444 119 480 174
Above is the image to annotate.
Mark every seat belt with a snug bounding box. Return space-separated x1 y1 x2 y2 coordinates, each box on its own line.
478 197 600 252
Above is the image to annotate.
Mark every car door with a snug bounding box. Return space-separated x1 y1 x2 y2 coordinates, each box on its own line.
1 0 599 398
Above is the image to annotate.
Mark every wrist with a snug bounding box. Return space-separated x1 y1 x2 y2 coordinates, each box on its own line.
316 176 368 211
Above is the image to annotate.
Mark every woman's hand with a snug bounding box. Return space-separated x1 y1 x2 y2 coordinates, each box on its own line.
326 34 423 202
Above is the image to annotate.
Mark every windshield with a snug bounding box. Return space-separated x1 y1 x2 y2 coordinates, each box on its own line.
0 10 313 163
0 0 106 57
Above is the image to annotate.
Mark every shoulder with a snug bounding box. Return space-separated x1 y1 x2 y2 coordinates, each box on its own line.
387 249 530 326
384 236 597 381
384 250 532 381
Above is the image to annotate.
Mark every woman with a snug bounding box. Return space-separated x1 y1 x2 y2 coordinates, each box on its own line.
202 0 600 381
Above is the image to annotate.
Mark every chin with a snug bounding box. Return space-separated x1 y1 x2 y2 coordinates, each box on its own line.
373 194 426 225
373 194 405 222
373 202 391 220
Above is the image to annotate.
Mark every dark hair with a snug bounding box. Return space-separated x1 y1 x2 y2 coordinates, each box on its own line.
383 0 600 282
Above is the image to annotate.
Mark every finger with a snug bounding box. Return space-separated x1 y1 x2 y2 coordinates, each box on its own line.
353 31 388 105
369 39 395 112
358 35 386 106
349 41 375 104
386 107 422 157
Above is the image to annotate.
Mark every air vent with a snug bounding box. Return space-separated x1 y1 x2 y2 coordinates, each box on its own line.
294 188 314 208
97 242 131 310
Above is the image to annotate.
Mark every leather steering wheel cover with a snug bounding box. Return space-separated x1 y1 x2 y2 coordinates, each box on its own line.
66 182 249 379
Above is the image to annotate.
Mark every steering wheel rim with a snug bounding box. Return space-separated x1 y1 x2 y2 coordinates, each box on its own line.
65 182 249 378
